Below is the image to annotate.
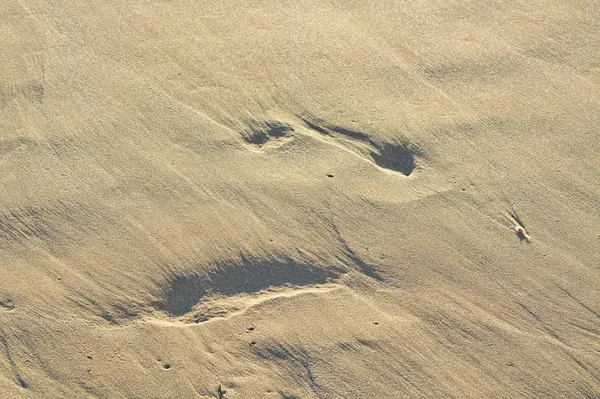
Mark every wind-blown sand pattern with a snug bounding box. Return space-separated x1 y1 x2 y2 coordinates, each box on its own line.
1 1 599 398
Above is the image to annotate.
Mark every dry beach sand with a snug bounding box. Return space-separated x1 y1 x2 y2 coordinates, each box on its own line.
1 0 600 397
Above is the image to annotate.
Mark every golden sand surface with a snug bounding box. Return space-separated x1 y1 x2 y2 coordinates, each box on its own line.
1 1 599 397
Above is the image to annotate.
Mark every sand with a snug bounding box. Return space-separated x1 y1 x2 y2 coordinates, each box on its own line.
1 1 599 398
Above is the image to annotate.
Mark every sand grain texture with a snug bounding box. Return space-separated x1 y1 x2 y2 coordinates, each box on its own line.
1 0 599 398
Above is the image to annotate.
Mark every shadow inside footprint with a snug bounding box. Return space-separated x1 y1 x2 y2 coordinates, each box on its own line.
154 257 343 317
243 121 293 148
370 142 421 176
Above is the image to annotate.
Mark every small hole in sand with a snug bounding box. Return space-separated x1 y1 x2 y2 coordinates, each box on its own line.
247 327 255 332
327 173 334 178
373 322 379 325
249 341 257 346
163 363 171 370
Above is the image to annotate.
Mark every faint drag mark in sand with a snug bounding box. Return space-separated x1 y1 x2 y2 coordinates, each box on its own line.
0 201 102 249
0 205 56 247
257 344 328 399
328 220 383 281
0 81 45 110
0 137 37 159
556 285 600 321
300 117 426 176
422 56 518 85
0 136 85 162
0 334 28 389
